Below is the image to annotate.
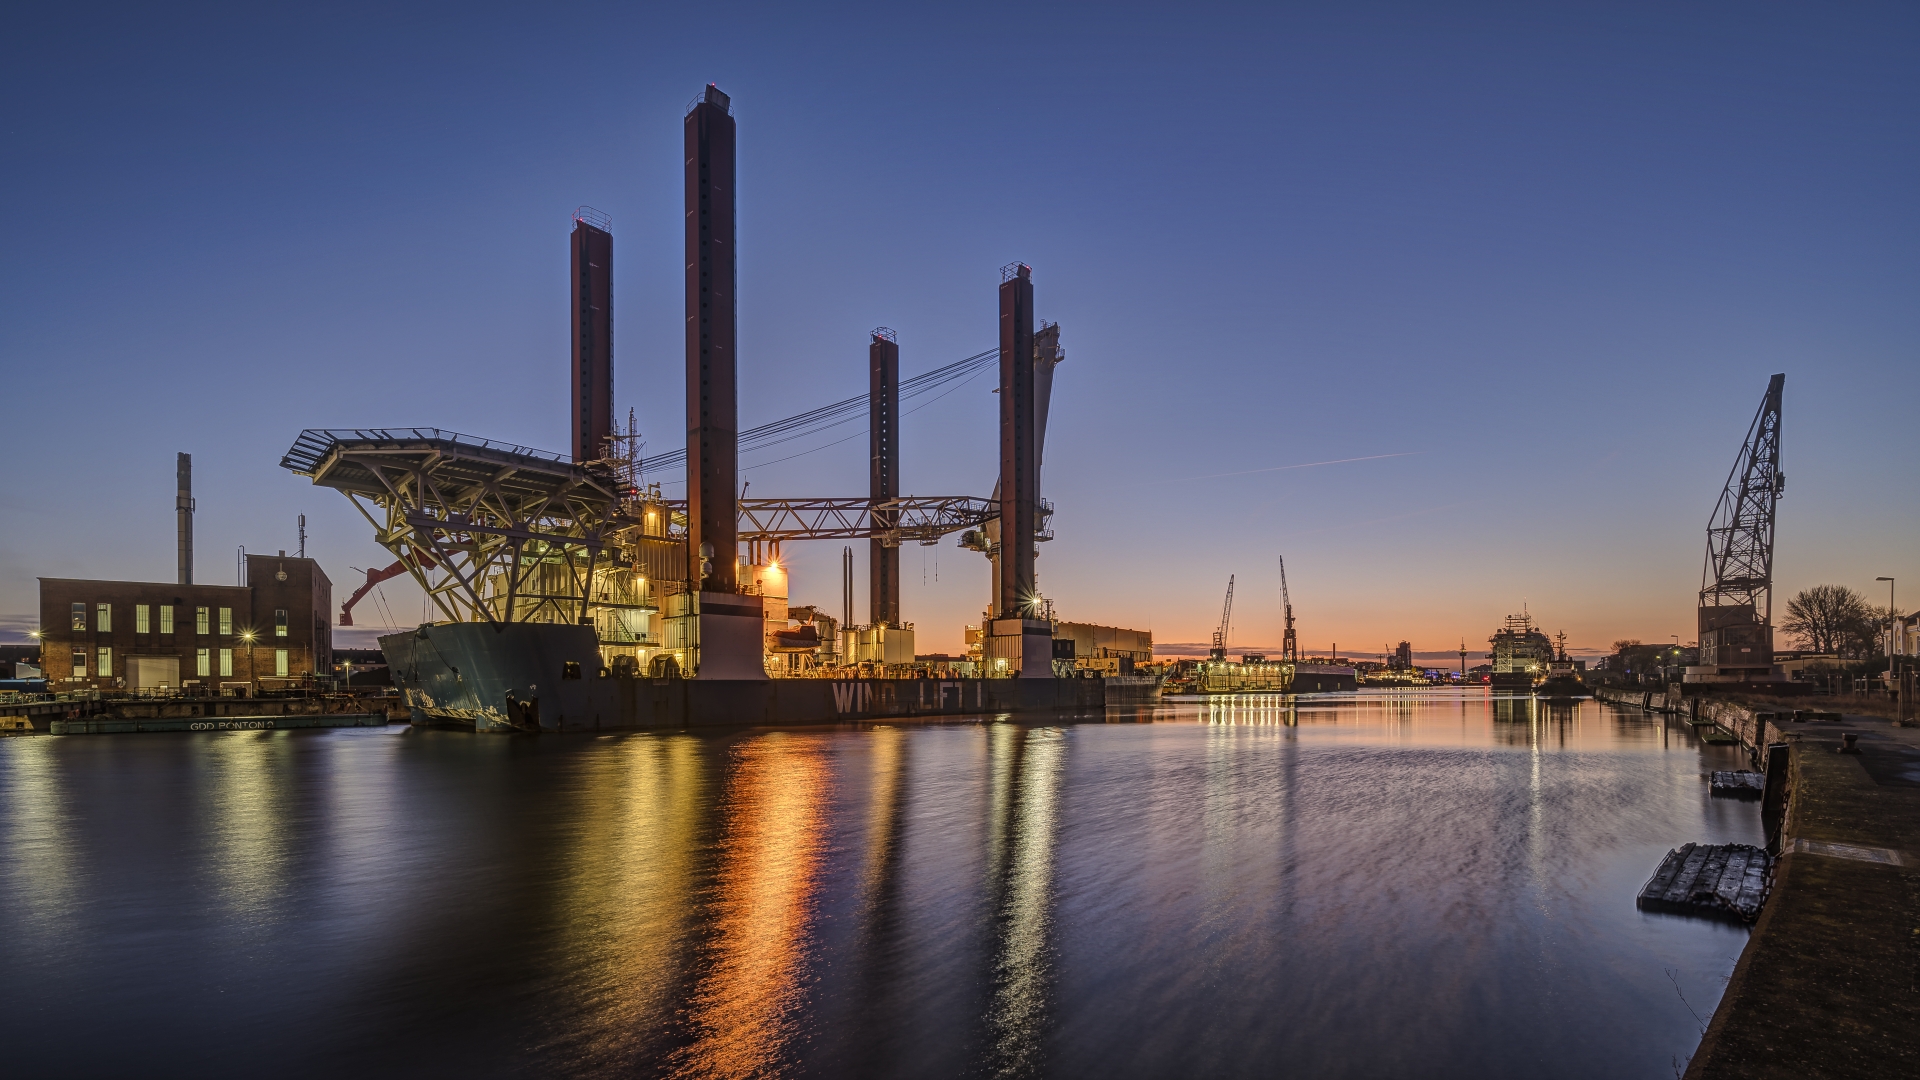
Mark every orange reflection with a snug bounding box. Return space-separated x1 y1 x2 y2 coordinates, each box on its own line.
560 734 705 1066
673 733 830 1079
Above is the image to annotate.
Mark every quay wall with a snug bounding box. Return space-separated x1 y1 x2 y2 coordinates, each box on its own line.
1599 686 1920 1075
1592 685 1791 761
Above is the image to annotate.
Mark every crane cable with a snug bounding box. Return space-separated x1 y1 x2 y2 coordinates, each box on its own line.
641 346 999 476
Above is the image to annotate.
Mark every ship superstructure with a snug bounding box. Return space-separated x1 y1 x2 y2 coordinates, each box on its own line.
1489 612 1554 691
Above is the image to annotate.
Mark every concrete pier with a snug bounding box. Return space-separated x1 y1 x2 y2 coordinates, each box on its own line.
1596 687 1920 1076
1685 714 1920 1079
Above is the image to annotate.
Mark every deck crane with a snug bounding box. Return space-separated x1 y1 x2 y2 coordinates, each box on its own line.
1209 575 1235 662
1278 556 1299 662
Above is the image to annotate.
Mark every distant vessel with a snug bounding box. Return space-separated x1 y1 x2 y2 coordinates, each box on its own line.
1489 612 1554 691
1538 631 1590 699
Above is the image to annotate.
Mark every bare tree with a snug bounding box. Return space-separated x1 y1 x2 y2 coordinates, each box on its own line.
1612 639 1642 651
1858 605 1904 662
1782 585 1874 656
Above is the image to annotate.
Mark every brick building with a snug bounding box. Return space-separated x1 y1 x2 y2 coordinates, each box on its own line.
38 553 332 690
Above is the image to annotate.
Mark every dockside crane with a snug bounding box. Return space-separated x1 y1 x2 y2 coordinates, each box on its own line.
1278 555 1299 662
1209 575 1235 662
1692 373 1785 682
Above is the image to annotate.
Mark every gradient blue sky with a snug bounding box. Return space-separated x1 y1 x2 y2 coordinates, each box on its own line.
3 2 1915 659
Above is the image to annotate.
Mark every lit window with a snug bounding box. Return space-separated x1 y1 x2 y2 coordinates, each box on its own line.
96 603 110 632
275 609 288 638
71 603 86 631
73 651 87 677
196 607 209 635
136 605 150 634
218 607 232 636
97 647 111 677
159 605 174 634
275 649 288 677
197 649 210 677
220 649 232 677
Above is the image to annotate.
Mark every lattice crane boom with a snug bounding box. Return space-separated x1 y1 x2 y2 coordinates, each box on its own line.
1700 373 1785 622
1210 575 1236 660
1278 555 1298 662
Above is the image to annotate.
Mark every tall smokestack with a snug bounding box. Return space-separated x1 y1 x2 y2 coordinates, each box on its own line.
570 207 614 462
997 263 1035 619
176 452 193 585
869 327 900 626
686 84 738 592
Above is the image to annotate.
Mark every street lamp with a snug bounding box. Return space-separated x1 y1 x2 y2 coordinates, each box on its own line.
1876 577 1895 689
240 629 257 696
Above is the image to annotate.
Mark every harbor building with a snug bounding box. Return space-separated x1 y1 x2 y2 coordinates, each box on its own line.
38 552 332 691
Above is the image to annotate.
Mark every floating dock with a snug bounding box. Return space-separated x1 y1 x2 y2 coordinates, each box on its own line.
52 713 388 735
1636 842 1773 922
1709 770 1766 797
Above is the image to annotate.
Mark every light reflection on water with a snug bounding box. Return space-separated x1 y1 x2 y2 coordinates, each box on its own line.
987 727 1063 1079
673 733 831 1079
0 693 1761 1079
555 734 706 1071
201 734 290 924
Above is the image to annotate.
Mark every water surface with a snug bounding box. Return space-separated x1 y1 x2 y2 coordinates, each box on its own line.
0 692 1760 1078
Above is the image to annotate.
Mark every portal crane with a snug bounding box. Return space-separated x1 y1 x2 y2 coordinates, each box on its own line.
1278 555 1298 662
1209 575 1235 662
1691 372 1785 680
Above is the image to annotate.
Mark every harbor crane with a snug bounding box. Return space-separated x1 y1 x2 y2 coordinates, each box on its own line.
1278 555 1299 662
1209 575 1235 662
1689 372 1785 682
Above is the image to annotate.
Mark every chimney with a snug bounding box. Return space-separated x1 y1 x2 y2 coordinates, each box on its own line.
176 453 194 585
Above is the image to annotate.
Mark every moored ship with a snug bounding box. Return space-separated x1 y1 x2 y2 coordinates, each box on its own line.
1538 631 1590 699
379 621 1107 732
1488 612 1554 691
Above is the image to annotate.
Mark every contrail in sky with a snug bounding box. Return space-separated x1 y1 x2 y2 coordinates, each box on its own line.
1162 452 1421 483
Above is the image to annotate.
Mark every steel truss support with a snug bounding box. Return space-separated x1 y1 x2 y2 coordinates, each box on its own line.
721 496 1017 546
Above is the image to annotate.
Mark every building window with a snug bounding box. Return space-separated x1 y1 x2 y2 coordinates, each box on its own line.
71 603 86 631
97 647 111 678
159 605 174 634
136 605 150 634
96 603 110 632
218 607 232 636
220 649 233 677
73 651 87 677
275 649 288 677
275 609 288 638
196 607 209 635
197 649 210 677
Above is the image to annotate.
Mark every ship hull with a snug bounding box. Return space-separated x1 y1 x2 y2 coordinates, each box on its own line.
1488 672 1538 692
379 622 1118 731
1537 676 1591 700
